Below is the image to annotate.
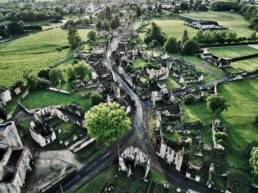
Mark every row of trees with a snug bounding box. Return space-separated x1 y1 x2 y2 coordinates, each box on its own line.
95 6 121 31
2 9 62 22
165 30 199 55
238 3 258 31
96 15 120 31
48 61 91 84
68 28 81 48
0 20 42 37
193 30 256 45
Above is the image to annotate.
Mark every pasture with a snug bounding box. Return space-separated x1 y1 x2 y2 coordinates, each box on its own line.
0 28 90 87
208 45 258 58
182 11 257 37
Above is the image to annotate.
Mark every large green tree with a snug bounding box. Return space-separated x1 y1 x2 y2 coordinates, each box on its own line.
68 28 81 48
207 95 229 115
164 37 179 53
49 68 65 84
144 22 166 46
180 30 189 48
181 40 199 55
110 15 120 29
85 102 131 144
87 30 97 42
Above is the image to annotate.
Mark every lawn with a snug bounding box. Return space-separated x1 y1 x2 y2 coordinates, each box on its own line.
22 90 92 110
75 166 115 193
132 58 148 69
182 11 257 37
208 45 258 59
0 28 90 87
184 78 258 172
231 57 258 72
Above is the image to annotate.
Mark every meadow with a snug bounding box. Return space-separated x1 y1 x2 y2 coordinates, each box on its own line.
0 28 90 87
182 11 257 37
183 78 258 172
231 57 258 72
22 90 92 110
208 45 258 59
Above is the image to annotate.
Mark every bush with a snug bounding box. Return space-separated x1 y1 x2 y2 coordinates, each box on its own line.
90 91 103 106
184 94 195 105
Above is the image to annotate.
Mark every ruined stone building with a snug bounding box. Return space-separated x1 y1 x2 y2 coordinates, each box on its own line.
0 121 32 193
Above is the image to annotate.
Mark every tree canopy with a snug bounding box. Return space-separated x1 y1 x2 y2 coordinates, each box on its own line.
85 102 131 144
181 40 199 55
144 22 166 47
87 30 97 42
164 37 179 53
68 28 81 49
207 95 229 115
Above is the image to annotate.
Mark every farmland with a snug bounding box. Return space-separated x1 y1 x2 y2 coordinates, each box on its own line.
0 28 91 87
231 58 258 72
208 45 258 58
182 11 257 37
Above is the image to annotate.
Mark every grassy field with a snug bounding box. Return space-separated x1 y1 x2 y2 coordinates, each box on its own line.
184 78 258 172
132 58 147 69
231 57 258 72
137 16 196 40
0 28 90 87
22 90 92 110
182 11 257 37
208 45 258 59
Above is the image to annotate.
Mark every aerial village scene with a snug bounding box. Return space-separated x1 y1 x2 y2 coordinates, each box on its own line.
0 0 258 193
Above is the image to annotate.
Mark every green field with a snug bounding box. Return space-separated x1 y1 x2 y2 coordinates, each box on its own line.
132 58 147 69
0 28 90 87
136 16 196 40
231 57 258 72
182 11 257 37
208 45 258 59
22 90 92 110
184 78 258 172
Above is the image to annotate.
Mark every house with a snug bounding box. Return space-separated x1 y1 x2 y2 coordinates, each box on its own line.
201 49 231 68
29 121 56 147
0 121 32 193
29 107 68 147
119 146 150 179
156 142 184 171
185 20 226 30
0 88 12 108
